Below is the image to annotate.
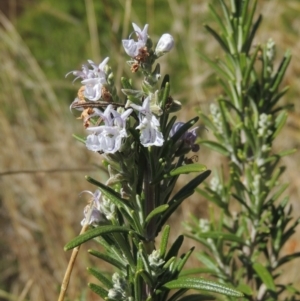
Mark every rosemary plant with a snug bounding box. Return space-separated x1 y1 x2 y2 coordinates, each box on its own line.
58 23 243 301
185 1 300 300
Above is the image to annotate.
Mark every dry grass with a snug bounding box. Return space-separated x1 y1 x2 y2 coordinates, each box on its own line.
0 1 299 300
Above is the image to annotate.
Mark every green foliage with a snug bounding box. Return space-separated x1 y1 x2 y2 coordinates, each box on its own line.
59 11 242 301
186 1 300 300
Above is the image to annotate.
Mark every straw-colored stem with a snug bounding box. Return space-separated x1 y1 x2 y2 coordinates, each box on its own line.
57 200 95 301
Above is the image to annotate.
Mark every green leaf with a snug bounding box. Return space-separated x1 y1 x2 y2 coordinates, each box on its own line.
198 52 230 80
273 110 287 139
160 225 170 258
72 134 86 144
163 277 243 297
175 247 195 274
277 252 300 268
177 294 216 301
180 268 218 277
208 3 227 35
86 176 133 210
145 204 169 226
204 24 230 53
164 164 207 178
137 270 154 287
200 140 230 156
88 283 108 299
236 283 253 295
87 267 113 289
167 289 188 301
165 235 184 261
64 225 130 250
252 262 276 291
270 50 292 93
198 231 245 244
88 249 126 270
159 171 211 228
196 253 218 273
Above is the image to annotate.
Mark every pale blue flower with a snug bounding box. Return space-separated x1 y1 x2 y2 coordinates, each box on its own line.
155 33 174 57
130 96 164 147
85 105 133 153
122 23 149 57
170 122 200 152
80 190 105 226
66 57 109 101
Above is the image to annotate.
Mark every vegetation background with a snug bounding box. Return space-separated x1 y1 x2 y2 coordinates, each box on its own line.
0 0 299 300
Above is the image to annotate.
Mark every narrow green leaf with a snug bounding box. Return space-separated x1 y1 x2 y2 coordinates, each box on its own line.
165 164 207 178
177 294 216 301
159 171 211 228
64 225 130 250
163 277 243 297
198 52 230 79
167 289 188 301
72 134 86 144
269 86 289 108
161 81 171 109
165 235 184 260
196 188 227 211
241 0 250 27
172 171 211 201
218 0 233 35
252 262 276 291
200 140 230 156
180 268 217 277
87 267 113 289
137 270 154 287
176 247 195 274
196 253 218 272
160 225 170 258
145 204 169 226
88 283 108 299
88 249 126 270
272 110 287 139
270 50 292 93
208 3 227 35
161 74 170 89
198 231 245 244
243 45 260 86
237 283 253 295
112 232 135 268
158 190 194 230
86 176 133 210
204 25 230 53
198 112 218 132
277 252 300 268
267 183 288 203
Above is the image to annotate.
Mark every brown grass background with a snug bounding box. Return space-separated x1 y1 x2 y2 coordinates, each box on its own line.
0 1 299 300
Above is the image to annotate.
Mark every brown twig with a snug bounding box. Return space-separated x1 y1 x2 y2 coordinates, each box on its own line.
57 199 95 301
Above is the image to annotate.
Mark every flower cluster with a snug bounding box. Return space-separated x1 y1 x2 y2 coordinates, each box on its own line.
67 23 201 227
68 23 176 154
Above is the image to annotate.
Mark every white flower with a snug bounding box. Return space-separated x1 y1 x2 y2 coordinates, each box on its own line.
130 96 164 147
85 105 132 153
66 57 109 101
80 190 105 226
122 23 149 57
155 33 174 57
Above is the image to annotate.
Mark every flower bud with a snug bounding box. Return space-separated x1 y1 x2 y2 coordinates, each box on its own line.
155 33 174 57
